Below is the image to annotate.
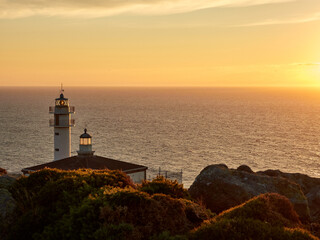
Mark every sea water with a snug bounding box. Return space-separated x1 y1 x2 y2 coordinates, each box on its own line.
1 87 320 187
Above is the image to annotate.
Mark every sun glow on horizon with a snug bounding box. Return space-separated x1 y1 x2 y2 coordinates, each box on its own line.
0 0 320 87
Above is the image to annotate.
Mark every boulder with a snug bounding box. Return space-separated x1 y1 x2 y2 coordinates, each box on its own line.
259 169 320 223
237 165 254 173
189 164 310 222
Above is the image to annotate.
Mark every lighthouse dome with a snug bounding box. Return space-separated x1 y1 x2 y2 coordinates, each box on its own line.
55 93 69 107
80 128 91 139
78 128 94 156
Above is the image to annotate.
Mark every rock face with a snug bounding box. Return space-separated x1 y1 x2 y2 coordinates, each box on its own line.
189 164 310 222
258 169 320 223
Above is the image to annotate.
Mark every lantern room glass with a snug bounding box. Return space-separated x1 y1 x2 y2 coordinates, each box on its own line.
80 138 91 145
55 99 69 106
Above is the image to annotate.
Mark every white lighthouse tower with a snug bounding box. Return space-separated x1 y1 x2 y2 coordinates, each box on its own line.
49 88 75 161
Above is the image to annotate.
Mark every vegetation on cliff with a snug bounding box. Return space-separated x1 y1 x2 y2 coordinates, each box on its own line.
190 193 317 240
0 168 318 240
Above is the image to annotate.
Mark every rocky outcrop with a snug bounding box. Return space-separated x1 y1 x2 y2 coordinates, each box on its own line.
258 169 320 223
189 164 310 222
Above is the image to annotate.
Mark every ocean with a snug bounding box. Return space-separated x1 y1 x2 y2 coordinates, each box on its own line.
1 87 320 187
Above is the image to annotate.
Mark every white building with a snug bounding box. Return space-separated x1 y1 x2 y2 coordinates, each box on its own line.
49 92 75 161
22 91 147 183
22 129 147 183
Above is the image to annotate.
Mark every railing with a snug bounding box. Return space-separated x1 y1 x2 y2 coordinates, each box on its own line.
49 118 75 127
69 106 75 113
49 106 75 114
70 118 75 126
148 167 183 184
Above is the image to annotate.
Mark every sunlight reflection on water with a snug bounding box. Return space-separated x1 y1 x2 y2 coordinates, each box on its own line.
1 87 320 187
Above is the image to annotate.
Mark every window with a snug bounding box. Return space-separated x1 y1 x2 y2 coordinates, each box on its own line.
55 115 59 126
80 138 91 145
55 132 59 136
55 148 59 151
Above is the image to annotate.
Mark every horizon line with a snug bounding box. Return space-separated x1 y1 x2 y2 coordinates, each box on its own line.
1 85 320 88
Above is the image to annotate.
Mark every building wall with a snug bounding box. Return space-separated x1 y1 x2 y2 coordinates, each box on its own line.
128 171 146 184
54 126 71 161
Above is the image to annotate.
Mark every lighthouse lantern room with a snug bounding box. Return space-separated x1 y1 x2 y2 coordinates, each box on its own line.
49 89 75 161
77 129 95 156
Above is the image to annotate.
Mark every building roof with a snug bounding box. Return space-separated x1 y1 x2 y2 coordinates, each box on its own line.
80 128 91 139
55 93 68 101
22 155 147 174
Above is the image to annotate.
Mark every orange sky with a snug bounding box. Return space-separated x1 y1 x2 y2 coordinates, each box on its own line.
0 0 320 86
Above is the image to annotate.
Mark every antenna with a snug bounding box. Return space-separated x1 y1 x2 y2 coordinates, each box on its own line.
60 83 64 94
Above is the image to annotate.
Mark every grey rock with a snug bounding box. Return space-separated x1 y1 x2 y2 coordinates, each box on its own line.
237 165 253 173
189 164 310 222
259 169 320 223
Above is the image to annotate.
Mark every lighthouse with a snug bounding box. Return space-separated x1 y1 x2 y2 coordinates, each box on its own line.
77 129 95 156
49 90 75 161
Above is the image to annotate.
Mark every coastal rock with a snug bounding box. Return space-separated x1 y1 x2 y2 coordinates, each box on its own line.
237 165 254 173
189 164 310 222
259 169 320 223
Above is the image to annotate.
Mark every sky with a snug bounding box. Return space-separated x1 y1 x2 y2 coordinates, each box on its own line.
0 0 320 87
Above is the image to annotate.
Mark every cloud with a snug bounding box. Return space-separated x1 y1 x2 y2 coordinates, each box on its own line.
293 63 320 66
0 0 294 19
235 12 320 26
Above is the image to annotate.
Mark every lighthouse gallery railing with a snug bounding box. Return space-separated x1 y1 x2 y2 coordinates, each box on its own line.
49 118 75 127
49 106 75 114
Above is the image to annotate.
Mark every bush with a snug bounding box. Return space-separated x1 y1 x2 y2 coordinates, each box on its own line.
190 218 318 240
37 186 211 240
3 169 210 240
217 193 301 228
5 168 134 240
190 193 317 240
139 175 190 199
4 170 317 240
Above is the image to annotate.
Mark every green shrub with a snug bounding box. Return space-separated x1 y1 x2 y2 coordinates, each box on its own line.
190 218 318 240
190 193 317 240
93 223 134 240
3 169 210 240
5 170 316 240
96 187 210 239
217 193 301 228
38 186 211 240
139 175 190 199
5 168 134 240
150 231 188 240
